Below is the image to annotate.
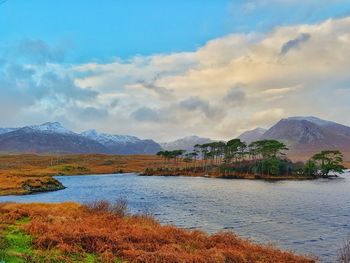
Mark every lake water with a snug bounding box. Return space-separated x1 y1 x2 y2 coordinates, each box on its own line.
1 171 350 262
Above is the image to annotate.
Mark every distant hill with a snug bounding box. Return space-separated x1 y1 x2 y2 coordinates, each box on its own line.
1 117 350 162
81 129 162 155
260 116 350 161
237 128 267 143
0 128 17 135
0 122 162 155
160 136 214 152
0 123 107 154
235 116 350 162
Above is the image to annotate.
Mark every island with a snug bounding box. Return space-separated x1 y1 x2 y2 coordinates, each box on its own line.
0 139 347 196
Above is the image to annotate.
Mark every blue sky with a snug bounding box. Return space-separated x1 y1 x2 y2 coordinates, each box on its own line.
1 1 350 140
1 0 350 63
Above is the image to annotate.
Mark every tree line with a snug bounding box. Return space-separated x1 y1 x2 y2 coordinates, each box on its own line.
156 139 345 178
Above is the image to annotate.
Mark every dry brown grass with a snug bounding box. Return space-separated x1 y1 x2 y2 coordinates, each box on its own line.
0 154 178 195
0 154 165 175
0 202 315 263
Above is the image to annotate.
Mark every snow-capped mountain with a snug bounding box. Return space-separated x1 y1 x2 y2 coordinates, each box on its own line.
160 135 214 152
1 117 349 160
0 122 162 155
81 130 139 145
0 123 107 154
27 122 75 134
81 129 162 154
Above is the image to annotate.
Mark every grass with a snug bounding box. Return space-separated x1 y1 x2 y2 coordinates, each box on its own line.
0 217 33 262
0 216 104 263
0 201 315 263
0 154 172 196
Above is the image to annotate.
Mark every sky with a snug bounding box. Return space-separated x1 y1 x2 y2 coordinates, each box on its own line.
1 0 350 141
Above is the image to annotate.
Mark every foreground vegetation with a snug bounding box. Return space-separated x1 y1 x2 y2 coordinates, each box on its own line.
152 139 346 179
0 201 315 263
338 237 350 263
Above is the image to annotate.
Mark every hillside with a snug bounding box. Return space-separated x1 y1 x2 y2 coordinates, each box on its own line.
0 123 162 155
237 128 267 143
160 135 213 152
81 129 162 155
261 117 350 161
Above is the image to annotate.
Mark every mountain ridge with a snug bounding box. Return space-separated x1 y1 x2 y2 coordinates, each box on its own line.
234 116 350 162
160 135 214 152
1 117 349 162
237 128 267 143
261 117 350 161
0 122 162 155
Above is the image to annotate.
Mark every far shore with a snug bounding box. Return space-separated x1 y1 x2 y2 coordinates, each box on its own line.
141 166 348 181
0 154 348 196
140 171 335 181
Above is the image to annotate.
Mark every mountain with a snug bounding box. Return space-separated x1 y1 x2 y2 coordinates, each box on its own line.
0 123 162 155
261 116 350 161
237 128 267 143
160 136 214 152
0 128 17 135
81 130 162 155
28 122 74 135
1 117 349 160
0 124 108 154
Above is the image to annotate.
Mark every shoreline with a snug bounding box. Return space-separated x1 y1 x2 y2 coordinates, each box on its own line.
140 169 339 181
0 154 347 197
1 170 343 197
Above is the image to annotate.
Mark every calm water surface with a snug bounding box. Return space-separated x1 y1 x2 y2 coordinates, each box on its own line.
1 171 350 262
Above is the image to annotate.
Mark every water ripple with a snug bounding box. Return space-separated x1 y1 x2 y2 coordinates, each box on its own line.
1 171 350 262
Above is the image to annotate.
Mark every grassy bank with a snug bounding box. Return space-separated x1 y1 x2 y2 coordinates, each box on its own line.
0 154 171 196
0 202 315 263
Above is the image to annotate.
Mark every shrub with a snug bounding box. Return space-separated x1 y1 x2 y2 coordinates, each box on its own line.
338 237 350 263
84 199 128 217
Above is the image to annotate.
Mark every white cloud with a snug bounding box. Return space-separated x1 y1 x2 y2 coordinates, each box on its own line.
2 17 350 140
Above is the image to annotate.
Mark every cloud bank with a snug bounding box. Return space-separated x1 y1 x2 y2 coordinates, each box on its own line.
1 17 350 140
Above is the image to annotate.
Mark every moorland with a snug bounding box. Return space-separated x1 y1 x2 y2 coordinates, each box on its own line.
0 201 315 263
0 154 168 196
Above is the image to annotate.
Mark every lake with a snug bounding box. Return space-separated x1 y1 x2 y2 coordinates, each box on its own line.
1 171 350 262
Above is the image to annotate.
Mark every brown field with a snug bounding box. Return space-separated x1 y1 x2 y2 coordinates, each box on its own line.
0 202 315 263
0 154 172 196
